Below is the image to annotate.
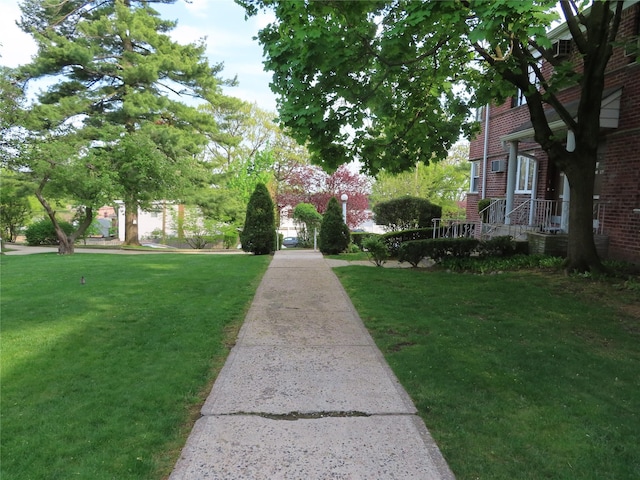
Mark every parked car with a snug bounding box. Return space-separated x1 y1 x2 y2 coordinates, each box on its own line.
282 236 299 248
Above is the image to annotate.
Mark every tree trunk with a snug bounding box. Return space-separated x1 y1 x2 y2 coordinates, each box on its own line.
57 232 75 255
177 204 185 240
563 150 604 274
34 187 75 254
34 176 96 254
124 202 140 246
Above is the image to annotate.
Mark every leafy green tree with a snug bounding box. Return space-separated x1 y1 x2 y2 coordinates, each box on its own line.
0 171 34 242
226 149 276 208
319 197 350 254
371 143 469 218
239 0 473 174
2 47 110 253
200 101 312 230
0 67 25 164
17 0 232 247
373 197 442 232
13 122 118 254
240 183 275 255
239 0 627 272
172 205 221 250
292 202 322 247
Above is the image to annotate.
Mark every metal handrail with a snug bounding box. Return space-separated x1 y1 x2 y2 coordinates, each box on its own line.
479 198 606 240
432 218 477 239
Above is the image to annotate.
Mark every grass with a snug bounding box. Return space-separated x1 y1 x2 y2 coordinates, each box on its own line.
334 266 640 480
1 253 270 480
324 251 369 261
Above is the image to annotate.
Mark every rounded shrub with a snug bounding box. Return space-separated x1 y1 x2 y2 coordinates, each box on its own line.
373 196 442 231
398 240 429 267
478 235 517 257
24 218 74 246
363 235 389 267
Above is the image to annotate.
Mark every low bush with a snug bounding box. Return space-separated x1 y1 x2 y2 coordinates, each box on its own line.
477 235 517 257
428 237 479 262
24 218 74 246
440 254 564 273
398 237 479 265
223 231 238 249
362 235 388 267
382 228 435 257
397 241 429 267
350 231 371 248
346 243 361 253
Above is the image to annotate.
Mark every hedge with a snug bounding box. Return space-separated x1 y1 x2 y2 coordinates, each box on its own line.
397 237 479 265
381 228 435 256
25 218 75 246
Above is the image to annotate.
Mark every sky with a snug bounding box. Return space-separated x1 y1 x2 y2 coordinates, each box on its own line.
0 0 278 112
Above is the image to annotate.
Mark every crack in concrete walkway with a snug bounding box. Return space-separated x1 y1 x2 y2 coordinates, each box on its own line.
169 250 454 479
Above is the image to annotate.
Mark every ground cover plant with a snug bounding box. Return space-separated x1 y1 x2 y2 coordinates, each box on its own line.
334 266 640 479
0 253 270 479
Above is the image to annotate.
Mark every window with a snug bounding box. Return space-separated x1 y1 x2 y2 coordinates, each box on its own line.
593 141 607 199
513 87 527 107
513 62 540 107
474 106 485 122
515 155 535 193
470 161 480 193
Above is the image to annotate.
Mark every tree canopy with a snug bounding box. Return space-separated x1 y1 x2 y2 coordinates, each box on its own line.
277 164 371 229
13 0 233 249
292 202 322 246
239 0 474 174
239 0 628 272
371 142 469 218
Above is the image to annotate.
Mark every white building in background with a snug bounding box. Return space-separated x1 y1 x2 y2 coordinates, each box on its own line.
113 201 179 242
98 202 383 244
278 206 298 238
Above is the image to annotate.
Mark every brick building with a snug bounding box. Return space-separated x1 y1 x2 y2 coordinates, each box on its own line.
466 2 640 263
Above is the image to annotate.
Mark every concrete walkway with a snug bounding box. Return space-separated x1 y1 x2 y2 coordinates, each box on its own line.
169 250 454 479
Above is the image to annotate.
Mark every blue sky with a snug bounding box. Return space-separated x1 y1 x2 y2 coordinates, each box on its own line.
0 0 277 112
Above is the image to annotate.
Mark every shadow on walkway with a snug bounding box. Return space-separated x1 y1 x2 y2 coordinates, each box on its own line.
170 250 454 479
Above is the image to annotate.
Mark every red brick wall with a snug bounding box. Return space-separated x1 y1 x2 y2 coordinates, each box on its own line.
467 5 640 262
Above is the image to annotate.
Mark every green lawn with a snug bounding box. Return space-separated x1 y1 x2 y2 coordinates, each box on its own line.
1 253 270 480
334 267 640 480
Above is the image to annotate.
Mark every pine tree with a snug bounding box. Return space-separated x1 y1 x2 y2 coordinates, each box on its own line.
17 0 234 248
319 197 349 254
240 183 276 255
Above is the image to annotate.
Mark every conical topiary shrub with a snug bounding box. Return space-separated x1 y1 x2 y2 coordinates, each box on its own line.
240 183 276 255
319 196 350 254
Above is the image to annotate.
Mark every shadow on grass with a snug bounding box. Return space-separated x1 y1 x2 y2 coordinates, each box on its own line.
1 254 270 479
335 266 640 480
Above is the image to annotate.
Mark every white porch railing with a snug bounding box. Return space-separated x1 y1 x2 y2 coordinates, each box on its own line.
431 219 477 238
477 198 606 240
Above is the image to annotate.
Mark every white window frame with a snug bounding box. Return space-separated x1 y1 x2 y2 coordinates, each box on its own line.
470 161 480 193
515 155 535 193
514 62 541 107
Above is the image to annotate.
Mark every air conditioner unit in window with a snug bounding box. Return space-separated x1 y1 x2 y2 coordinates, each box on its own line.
552 39 572 58
491 159 506 173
